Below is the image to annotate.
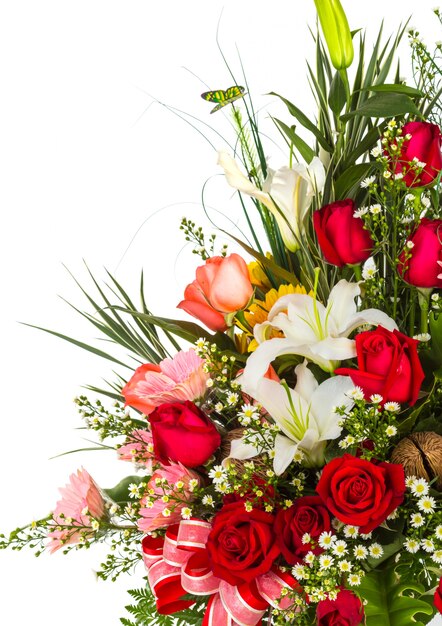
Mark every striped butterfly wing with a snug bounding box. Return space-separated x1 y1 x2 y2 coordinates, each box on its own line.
201 86 246 113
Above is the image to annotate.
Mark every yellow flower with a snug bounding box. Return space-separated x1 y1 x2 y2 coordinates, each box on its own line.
245 284 309 351
247 259 272 290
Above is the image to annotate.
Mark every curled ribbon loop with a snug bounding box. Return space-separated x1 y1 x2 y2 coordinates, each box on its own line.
142 519 301 625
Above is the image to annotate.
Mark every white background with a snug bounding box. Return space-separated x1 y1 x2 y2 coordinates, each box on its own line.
0 0 440 624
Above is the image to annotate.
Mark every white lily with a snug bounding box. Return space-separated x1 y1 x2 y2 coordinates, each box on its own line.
229 361 355 474
242 279 398 389
218 151 325 252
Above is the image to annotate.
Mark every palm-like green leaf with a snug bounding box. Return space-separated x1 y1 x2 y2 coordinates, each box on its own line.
358 564 436 626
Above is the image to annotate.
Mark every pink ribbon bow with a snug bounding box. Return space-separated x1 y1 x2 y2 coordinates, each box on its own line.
142 518 301 625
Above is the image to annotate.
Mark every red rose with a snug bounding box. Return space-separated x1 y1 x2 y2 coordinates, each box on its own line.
206 500 280 586
149 401 221 467
335 326 424 406
274 496 331 565
317 589 364 626
313 199 373 267
395 121 442 187
316 453 405 533
435 577 442 613
398 218 442 288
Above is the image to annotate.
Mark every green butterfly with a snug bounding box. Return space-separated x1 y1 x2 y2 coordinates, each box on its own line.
201 85 246 113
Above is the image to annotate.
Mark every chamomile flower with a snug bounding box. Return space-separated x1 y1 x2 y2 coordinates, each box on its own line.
354 206 369 218
432 550 442 564
421 539 435 553
410 513 424 528
369 543 383 559
348 574 362 586
370 394 383 404
202 495 215 507
344 525 359 538
302 533 312 545
304 552 316 566
384 402 401 412
318 531 336 549
348 387 365 401
332 540 348 556
354 545 368 560
369 203 382 215
319 554 334 570
417 496 436 514
404 538 420 553
292 564 307 579
435 525 442 539
208 465 227 484
385 425 397 437
405 475 417 488
361 176 376 188
181 507 192 520
339 560 353 572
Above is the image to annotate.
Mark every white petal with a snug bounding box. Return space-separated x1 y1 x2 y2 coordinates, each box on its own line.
217 151 275 212
342 309 398 336
227 438 261 461
306 156 326 195
310 375 355 441
253 378 311 442
241 338 298 397
273 434 299 475
328 280 360 332
311 336 356 360
294 361 318 401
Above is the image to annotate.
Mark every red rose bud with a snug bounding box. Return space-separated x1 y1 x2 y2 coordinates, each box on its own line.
398 218 442 289
316 453 405 533
435 577 442 613
274 496 331 565
395 121 442 187
206 500 280 586
313 199 373 267
335 326 424 406
316 588 364 626
149 401 221 468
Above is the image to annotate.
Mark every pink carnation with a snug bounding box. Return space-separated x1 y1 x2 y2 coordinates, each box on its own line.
48 468 106 553
122 349 209 415
117 429 154 470
137 463 200 533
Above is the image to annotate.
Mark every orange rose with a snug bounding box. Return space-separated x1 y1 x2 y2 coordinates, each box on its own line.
178 253 253 331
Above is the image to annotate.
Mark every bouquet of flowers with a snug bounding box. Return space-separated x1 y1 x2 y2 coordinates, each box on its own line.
3 1 442 624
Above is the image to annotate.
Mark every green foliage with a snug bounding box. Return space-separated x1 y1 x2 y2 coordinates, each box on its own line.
357 563 436 625
121 584 207 626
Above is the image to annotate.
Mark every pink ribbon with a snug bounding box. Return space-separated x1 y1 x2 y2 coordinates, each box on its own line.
142 519 300 625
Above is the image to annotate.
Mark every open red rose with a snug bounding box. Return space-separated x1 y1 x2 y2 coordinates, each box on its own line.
206 500 280 586
398 218 442 288
313 199 373 267
274 496 331 565
335 326 424 406
149 401 221 467
435 577 442 613
395 121 442 187
316 453 405 533
317 589 364 626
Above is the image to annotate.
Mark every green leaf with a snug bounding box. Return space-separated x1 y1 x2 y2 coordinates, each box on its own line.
104 476 146 504
341 92 421 121
226 232 299 286
429 312 442 366
269 92 333 152
20 323 130 368
272 117 316 163
363 83 424 97
358 564 436 626
328 71 347 115
334 162 374 199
